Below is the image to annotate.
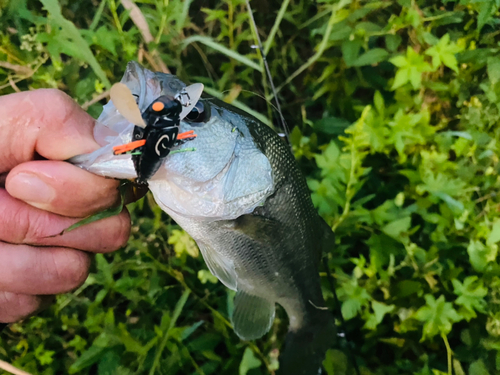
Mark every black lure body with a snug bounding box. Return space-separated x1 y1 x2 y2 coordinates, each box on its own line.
132 95 192 184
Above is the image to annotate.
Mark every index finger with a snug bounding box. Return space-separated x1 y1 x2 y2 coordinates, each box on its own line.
0 89 98 173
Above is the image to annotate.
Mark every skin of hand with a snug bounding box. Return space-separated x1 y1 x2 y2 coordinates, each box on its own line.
0 89 132 323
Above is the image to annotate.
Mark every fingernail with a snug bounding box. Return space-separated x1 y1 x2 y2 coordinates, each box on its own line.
8 173 55 204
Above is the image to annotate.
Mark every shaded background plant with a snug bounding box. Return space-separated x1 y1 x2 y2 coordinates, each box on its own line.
0 0 499 374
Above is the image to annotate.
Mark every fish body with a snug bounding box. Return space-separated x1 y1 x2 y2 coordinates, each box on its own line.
71 62 336 374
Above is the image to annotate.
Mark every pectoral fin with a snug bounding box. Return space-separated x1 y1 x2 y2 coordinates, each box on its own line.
197 242 237 290
231 214 282 245
232 290 275 340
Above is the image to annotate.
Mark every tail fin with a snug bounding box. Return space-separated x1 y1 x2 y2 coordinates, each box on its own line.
277 310 336 375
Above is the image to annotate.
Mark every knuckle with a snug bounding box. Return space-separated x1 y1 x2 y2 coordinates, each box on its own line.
40 89 72 109
100 210 131 252
24 210 52 242
37 89 80 136
4 191 54 244
0 292 41 323
88 180 121 214
8 202 31 243
35 89 75 126
113 210 131 249
49 249 91 291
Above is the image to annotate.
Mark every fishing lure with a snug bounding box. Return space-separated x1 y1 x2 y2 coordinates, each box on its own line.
109 83 200 184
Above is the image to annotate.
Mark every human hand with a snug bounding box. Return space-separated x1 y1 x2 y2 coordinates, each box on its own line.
0 89 131 323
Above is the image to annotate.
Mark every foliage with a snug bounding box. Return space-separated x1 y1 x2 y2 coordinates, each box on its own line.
0 0 500 374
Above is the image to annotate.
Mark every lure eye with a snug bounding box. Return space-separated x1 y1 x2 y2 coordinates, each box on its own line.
185 101 206 122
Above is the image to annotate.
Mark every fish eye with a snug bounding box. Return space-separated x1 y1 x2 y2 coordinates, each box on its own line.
185 101 206 123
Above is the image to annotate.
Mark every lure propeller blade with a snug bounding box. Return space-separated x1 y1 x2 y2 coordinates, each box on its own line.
179 83 204 120
110 82 147 128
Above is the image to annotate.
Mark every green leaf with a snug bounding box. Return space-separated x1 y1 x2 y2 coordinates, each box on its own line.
68 335 88 354
34 343 55 365
338 279 371 320
419 169 466 207
487 219 500 245
314 116 351 135
385 34 402 52
382 217 411 240
198 269 218 284
39 0 110 88
98 350 122 375
390 55 407 68
322 349 349 375
467 240 498 272
454 359 466 375
452 276 487 321
409 67 422 88
487 57 500 84
364 301 395 330
372 300 395 322
414 295 462 341
61 183 128 234
393 280 422 297
391 68 409 89
95 254 114 288
425 34 463 72
352 48 389 67
180 321 204 341
314 141 341 175
182 35 263 72
239 347 261 375
423 32 439 46
70 345 110 373
149 290 190 375
374 90 385 116
469 359 491 375
168 229 199 258
341 39 362 67
390 47 433 89
81 25 119 56
433 192 464 213
477 0 496 32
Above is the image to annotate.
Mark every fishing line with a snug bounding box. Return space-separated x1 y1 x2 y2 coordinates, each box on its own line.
219 89 282 114
246 2 359 372
246 1 359 372
245 0 291 144
218 88 287 135
322 257 361 375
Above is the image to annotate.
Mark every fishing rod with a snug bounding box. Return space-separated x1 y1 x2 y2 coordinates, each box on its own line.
245 2 360 374
245 0 290 145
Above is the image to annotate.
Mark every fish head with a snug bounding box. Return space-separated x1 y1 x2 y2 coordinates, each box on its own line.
71 62 274 221
71 62 185 179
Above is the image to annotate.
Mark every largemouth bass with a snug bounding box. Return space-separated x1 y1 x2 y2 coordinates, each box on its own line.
71 61 336 374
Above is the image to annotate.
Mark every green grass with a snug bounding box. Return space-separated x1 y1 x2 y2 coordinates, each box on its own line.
1 0 500 374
